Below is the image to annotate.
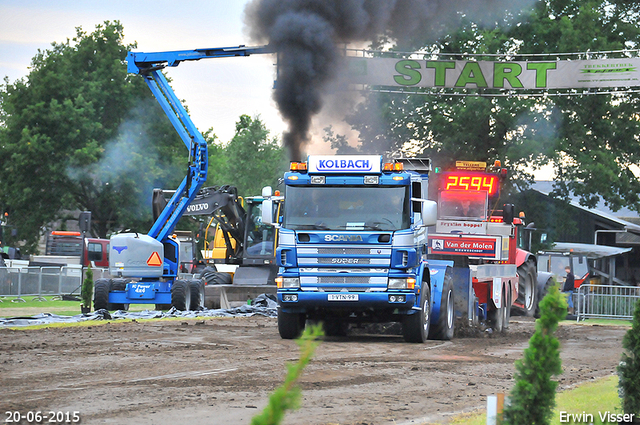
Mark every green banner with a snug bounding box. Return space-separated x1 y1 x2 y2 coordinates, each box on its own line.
346 57 640 90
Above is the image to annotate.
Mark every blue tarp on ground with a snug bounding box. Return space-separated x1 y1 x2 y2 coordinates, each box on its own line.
0 295 278 327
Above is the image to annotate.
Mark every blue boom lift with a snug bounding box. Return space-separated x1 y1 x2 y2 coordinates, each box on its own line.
94 46 270 311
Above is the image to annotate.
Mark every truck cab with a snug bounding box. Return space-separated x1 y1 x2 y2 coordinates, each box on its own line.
264 155 456 343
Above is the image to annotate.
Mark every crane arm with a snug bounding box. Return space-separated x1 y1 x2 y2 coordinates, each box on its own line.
127 45 270 243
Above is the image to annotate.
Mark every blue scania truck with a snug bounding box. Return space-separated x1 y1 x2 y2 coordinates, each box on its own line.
263 155 457 343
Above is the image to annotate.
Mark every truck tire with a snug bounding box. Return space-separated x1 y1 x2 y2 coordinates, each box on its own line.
429 273 455 340
515 260 537 317
535 276 555 318
93 278 111 311
189 279 205 311
278 309 306 339
109 279 130 311
155 304 172 311
403 283 431 343
171 280 191 311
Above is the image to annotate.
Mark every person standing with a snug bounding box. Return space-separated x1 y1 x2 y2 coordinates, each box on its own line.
563 266 575 315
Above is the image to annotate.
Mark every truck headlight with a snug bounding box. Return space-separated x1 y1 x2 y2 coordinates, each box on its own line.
276 277 300 289
387 277 416 290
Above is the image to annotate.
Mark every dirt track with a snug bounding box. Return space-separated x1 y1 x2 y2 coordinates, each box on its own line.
0 316 627 425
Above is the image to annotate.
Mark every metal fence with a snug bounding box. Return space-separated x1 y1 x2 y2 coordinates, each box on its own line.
576 284 640 321
0 267 110 302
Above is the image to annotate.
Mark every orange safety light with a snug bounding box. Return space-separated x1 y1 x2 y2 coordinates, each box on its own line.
383 162 403 171
493 160 502 168
51 231 82 236
274 190 281 196
519 211 526 218
290 161 308 172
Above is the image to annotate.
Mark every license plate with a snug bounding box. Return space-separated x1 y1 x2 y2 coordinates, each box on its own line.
328 294 358 301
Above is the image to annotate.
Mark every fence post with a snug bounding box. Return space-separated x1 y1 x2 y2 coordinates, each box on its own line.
34 269 46 302
13 269 25 303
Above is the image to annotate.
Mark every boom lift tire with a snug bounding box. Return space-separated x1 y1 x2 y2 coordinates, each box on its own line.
429 273 455 340
171 280 191 311
278 309 306 339
93 279 111 311
403 282 431 343
110 279 130 311
188 279 205 311
515 260 537 317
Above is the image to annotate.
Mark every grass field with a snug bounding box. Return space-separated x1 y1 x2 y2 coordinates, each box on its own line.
0 296 150 317
449 375 624 425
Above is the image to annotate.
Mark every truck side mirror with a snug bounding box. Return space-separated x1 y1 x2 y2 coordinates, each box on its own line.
261 186 273 197
503 204 514 224
422 200 437 227
262 199 275 225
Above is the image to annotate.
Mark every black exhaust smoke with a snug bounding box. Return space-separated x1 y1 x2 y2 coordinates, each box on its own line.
245 0 534 160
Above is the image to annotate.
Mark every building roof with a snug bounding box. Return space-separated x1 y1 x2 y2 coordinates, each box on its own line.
530 181 640 236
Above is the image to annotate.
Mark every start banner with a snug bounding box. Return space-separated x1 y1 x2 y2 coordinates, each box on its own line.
346 57 640 90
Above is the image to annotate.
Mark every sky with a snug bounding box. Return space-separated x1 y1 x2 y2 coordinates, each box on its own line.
0 0 287 145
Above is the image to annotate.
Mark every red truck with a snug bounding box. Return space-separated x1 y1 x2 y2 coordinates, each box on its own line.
427 160 540 331
37 231 110 267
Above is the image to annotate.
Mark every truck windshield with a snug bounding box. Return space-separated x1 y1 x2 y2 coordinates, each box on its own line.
284 186 411 231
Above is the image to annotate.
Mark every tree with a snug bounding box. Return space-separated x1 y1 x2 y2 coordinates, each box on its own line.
0 22 182 252
502 284 567 425
329 0 640 212
618 299 640 418
215 115 288 197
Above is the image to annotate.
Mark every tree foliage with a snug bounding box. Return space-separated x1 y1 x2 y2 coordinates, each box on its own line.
503 284 567 425
211 115 288 197
0 21 183 252
329 0 640 212
0 23 288 254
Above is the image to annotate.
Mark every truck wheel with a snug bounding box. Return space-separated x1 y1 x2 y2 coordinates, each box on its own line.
155 304 172 311
93 279 111 311
534 276 554 318
110 279 130 311
429 274 455 340
171 280 191 311
403 283 431 343
516 260 537 317
188 279 205 311
278 309 306 339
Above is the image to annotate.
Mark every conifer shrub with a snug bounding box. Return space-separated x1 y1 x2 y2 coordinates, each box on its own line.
618 298 640 420
503 284 567 425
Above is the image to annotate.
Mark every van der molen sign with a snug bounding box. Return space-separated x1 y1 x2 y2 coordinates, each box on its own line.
346 57 640 90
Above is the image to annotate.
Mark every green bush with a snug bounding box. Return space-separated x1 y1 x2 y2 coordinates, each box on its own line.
81 267 94 309
618 299 640 418
503 284 567 425
251 324 323 425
